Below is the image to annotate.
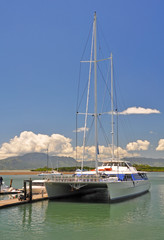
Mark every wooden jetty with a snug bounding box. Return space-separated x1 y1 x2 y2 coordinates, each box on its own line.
0 193 48 209
0 179 49 209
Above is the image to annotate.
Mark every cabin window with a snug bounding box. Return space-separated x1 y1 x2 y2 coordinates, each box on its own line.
119 162 126 167
109 174 117 178
139 173 148 180
127 162 132 167
132 173 147 180
123 174 132 181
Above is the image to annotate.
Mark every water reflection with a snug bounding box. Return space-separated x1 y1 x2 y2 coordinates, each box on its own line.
1 173 164 240
45 191 151 227
18 201 48 229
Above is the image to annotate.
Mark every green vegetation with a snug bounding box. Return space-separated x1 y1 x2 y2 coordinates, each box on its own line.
56 166 93 172
31 166 54 172
32 166 93 172
133 164 164 172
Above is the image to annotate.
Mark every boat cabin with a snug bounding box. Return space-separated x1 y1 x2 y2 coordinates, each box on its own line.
101 161 132 168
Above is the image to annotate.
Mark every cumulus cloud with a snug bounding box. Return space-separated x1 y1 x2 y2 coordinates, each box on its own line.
126 140 150 151
156 139 164 151
0 131 74 159
75 144 139 161
73 127 89 133
119 107 160 115
0 131 144 161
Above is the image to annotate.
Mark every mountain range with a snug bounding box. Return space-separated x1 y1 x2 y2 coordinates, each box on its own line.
0 152 164 170
0 153 77 170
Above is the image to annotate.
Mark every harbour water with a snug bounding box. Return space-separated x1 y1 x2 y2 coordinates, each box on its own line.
0 172 164 240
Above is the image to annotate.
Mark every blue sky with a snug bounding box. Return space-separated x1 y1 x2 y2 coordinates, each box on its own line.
0 0 164 160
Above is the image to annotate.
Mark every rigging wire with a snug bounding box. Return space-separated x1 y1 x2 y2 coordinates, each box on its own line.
76 21 93 164
84 117 95 146
76 22 93 112
76 15 133 163
114 70 137 147
81 23 94 170
97 18 112 55
97 116 112 148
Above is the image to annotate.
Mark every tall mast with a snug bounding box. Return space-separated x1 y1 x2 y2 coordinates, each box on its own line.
94 12 98 174
46 147 49 171
111 53 114 161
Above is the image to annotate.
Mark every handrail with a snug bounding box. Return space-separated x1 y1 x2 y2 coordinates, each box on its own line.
49 175 118 183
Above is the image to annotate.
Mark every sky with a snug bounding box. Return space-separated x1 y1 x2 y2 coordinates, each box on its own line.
0 0 164 161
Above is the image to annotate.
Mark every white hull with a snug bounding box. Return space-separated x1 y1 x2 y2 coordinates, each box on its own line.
107 179 150 201
45 181 107 198
45 179 150 201
38 171 62 177
26 186 46 194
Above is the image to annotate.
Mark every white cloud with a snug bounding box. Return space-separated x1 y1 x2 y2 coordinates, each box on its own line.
0 131 74 159
156 139 164 151
0 131 147 161
126 140 150 151
75 144 139 161
73 127 89 133
119 107 160 115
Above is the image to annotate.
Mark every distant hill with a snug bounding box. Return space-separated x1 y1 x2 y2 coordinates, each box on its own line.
123 157 164 167
0 153 77 170
84 157 164 168
0 153 163 170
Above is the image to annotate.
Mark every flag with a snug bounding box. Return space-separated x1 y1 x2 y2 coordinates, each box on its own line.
97 143 99 154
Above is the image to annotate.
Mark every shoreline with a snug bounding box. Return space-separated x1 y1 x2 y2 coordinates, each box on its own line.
0 170 164 175
0 170 41 175
0 170 71 175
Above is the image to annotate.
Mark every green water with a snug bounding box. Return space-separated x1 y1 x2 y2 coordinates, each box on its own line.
0 173 164 240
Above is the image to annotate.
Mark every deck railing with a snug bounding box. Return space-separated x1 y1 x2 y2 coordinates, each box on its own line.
49 175 118 183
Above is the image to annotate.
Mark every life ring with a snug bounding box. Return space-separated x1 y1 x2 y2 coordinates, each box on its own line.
104 168 112 171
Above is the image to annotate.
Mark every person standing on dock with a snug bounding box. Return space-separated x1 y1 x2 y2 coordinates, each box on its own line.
0 176 3 192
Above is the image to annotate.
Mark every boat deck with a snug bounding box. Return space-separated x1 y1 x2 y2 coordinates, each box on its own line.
48 175 118 183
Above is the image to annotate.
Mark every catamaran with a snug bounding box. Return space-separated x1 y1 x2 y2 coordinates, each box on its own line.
45 12 150 202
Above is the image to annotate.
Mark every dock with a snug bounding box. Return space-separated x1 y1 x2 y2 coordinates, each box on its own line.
0 193 49 209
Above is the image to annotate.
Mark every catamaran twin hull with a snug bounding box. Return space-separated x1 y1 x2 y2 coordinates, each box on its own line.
45 179 150 202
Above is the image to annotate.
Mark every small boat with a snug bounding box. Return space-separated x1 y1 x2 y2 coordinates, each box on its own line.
38 170 62 177
0 176 22 194
38 147 62 177
45 12 150 202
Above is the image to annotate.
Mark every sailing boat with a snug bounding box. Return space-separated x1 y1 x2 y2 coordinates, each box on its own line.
45 13 150 202
38 148 62 177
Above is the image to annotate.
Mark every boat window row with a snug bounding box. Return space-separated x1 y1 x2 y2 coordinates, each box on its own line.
102 162 128 167
117 173 148 181
132 173 148 180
